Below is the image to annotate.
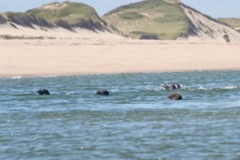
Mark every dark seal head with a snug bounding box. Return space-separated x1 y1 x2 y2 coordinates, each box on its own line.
37 89 50 95
168 93 182 100
163 84 181 90
96 90 109 96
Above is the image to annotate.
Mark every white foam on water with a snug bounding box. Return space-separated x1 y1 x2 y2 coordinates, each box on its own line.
222 86 238 90
41 75 58 78
11 76 22 79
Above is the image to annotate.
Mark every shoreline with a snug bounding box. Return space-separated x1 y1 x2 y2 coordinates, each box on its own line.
1 68 240 79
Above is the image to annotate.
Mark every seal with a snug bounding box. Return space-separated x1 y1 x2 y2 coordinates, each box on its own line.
163 84 181 90
37 89 50 95
168 93 182 100
96 90 109 96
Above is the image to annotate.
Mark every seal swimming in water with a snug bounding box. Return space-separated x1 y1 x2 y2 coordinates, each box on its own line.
37 89 50 95
96 90 109 96
168 93 182 100
163 84 181 90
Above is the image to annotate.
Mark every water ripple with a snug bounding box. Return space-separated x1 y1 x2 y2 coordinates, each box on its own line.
0 70 240 159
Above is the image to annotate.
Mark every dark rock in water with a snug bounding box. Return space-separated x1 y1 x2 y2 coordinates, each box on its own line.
96 90 109 96
163 84 181 90
168 93 182 100
37 89 50 95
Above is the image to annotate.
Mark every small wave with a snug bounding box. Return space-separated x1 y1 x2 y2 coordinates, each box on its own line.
146 84 186 91
15 93 33 97
145 86 164 92
41 75 58 78
11 76 22 79
147 84 238 92
222 86 238 90
197 85 238 91
66 91 77 95
198 86 209 91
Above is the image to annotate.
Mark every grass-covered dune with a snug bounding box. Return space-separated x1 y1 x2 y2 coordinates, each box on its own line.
0 2 110 31
218 18 240 32
0 15 6 24
27 2 109 31
0 12 53 28
103 0 190 40
0 0 239 40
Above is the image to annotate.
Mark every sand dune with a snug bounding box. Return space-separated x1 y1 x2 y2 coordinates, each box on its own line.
180 4 240 43
0 23 240 78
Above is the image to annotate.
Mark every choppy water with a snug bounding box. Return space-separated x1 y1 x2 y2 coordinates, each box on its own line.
1 71 240 160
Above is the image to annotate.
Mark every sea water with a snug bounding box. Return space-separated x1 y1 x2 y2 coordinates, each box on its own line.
0 70 240 160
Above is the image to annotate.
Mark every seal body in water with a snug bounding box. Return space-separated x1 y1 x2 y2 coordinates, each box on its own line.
96 90 109 96
37 89 50 95
168 93 182 100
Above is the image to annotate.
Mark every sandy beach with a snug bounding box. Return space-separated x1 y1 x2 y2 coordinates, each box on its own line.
1 26 240 78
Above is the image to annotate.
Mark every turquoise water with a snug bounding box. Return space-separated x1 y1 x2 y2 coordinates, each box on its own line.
0 71 240 159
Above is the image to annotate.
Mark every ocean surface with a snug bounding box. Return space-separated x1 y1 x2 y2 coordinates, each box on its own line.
0 70 240 160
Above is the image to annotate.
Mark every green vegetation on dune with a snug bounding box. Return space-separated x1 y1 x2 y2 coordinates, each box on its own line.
0 2 109 31
0 14 6 24
103 0 189 39
1 0 238 37
26 2 108 31
27 2 100 24
218 18 240 32
0 12 53 28
120 12 144 20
